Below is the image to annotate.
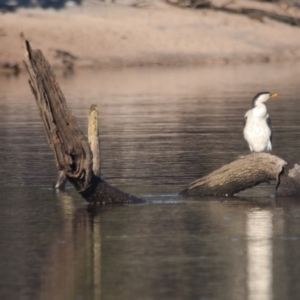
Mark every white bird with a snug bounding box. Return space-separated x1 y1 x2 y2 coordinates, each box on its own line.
243 92 277 153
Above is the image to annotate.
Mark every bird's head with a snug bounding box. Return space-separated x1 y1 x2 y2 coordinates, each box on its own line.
252 92 277 107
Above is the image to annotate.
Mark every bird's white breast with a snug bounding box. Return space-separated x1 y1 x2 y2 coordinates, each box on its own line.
243 104 272 152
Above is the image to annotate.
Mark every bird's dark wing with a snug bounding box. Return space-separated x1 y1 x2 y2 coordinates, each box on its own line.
267 115 272 142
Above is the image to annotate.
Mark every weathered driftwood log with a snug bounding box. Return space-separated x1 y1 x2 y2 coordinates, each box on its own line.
88 104 101 177
180 153 286 196
21 34 144 204
165 0 300 27
213 6 300 27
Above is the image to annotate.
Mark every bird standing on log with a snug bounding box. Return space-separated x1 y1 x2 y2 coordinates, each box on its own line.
243 92 277 153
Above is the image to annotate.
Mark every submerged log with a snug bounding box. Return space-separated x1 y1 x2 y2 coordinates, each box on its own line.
21 33 144 204
180 153 288 197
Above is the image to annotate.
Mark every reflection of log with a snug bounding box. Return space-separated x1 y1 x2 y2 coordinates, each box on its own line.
180 153 287 197
21 33 144 204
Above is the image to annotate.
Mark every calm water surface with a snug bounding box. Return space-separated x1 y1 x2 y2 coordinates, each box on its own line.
0 63 300 300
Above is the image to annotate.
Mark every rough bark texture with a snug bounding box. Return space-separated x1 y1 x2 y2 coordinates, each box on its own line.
53 104 101 189
180 153 287 196
22 34 93 193
21 33 144 204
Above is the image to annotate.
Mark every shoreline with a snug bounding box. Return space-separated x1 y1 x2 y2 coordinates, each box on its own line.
1 1 300 74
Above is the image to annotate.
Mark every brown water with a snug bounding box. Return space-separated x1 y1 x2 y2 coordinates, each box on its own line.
0 63 300 300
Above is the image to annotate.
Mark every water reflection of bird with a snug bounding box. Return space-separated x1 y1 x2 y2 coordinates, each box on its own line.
243 92 277 153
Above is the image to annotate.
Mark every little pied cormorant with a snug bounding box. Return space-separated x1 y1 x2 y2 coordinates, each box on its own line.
243 92 277 153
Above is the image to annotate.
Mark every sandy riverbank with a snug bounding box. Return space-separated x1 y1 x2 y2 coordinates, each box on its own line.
1 0 300 73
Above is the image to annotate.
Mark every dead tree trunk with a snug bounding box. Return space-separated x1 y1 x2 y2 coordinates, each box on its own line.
21 34 144 204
